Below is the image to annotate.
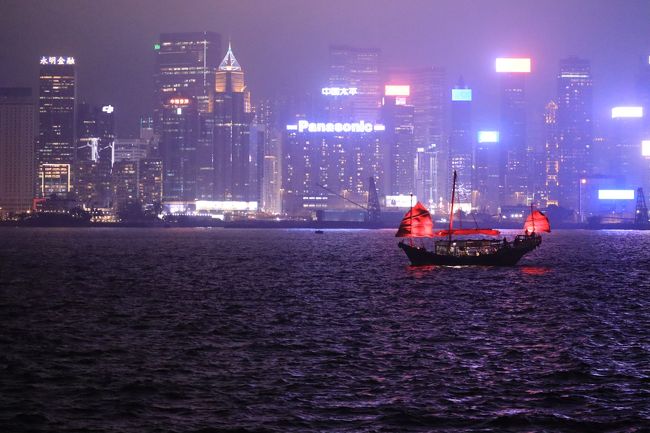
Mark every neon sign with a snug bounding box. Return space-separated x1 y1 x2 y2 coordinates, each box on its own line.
385 85 410 96
102 105 114 114
286 120 386 133
385 195 417 208
611 106 643 118
168 98 190 106
495 57 531 73
642 140 650 157
321 87 358 96
478 131 499 143
598 190 634 200
451 88 472 101
40 56 75 65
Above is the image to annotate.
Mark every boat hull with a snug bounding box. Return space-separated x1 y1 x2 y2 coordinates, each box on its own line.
398 236 541 266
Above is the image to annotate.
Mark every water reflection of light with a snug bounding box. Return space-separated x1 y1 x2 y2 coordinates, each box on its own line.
408 265 437 278
520 266 551 276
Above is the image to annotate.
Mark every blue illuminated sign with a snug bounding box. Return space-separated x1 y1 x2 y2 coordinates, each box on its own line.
598 190 635 200
478 131 499 143
451 88 472 101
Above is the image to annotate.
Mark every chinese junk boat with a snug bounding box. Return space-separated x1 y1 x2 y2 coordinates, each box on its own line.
397 171 550 266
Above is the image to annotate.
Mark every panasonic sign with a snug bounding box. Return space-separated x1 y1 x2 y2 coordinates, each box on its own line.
287 120 386 133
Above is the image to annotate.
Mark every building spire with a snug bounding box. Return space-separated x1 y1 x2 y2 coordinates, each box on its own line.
219 41 242 72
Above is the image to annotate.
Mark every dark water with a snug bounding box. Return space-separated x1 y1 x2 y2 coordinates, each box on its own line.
1 228 649 432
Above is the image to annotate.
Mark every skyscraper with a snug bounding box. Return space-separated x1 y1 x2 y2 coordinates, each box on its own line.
154 32 221 202
255 99 283 215
387 67 446 206
496 57 531 206
328 45 381 122
637 55 650 136
160 96 198 201
449 81 473 204
154 32 221 129
213 43 254 200
38 55 76 198
543 101 560 206
609 106 644 191
556 57 593 212
76 103 114 207
382 86 415 196
473 130 500 212
0 88 35 216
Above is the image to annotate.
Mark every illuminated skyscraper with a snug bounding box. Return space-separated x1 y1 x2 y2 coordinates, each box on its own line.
473 130 500 212
154 32 221 128
38 56 76 197
638 55 650 134
160 97 198 201
0 88 35 215
255 99 282 214
213 43 254 200
76 103 114 207
154 32 221 202
543 101 560 206
556 57 593 212
496 57 531 206
609 106 644 191
449 80 473 204
328 45 381 122
382 86 415 196
388 67 446 205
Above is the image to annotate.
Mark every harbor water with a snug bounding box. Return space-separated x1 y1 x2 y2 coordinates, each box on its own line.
1 228 649 432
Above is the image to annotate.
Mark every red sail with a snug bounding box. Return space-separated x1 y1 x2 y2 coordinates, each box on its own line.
395 202 434 238
524 210 551 233
434 228 501 237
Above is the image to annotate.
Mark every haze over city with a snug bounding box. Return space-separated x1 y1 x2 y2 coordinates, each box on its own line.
1 0 649 135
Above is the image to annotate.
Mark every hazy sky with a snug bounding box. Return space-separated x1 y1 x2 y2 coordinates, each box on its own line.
1 0 649 136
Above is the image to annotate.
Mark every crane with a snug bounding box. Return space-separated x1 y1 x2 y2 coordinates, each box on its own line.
316 177 381 223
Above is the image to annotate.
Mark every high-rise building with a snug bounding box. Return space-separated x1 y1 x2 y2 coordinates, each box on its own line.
282 116 385 216
496 57 531 206
154 32 221 202
473 130 500 212
76 103 115 207
0 88 36 216
213 43 254 201
637 55 650 135
38 55 76 198
608 106 645 191
556 57 593 212
154 32 221 129
543 101 560 206
112 158 162 211
382 85 415 196
387 67 446 205
160 96 199 201
112 160 139 209
138 158 163 208
449 81 473 204
329 45 381 122
255 99 282 215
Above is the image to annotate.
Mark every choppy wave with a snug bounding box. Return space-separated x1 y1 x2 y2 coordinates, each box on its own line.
1 228 649 432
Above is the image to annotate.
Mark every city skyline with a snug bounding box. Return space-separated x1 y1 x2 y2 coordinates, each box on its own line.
1 0 648 136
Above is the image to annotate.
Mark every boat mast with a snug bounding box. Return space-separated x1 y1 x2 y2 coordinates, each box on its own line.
410 193 413 246
531 202 535 234
448 170 457 244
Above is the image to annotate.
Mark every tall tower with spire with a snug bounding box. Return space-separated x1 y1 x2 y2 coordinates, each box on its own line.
213 42 254 201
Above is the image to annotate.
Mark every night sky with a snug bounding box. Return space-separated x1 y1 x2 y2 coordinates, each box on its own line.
1 0 648 136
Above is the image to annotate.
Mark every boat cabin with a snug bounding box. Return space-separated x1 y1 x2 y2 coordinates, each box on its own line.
434 239 504 256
